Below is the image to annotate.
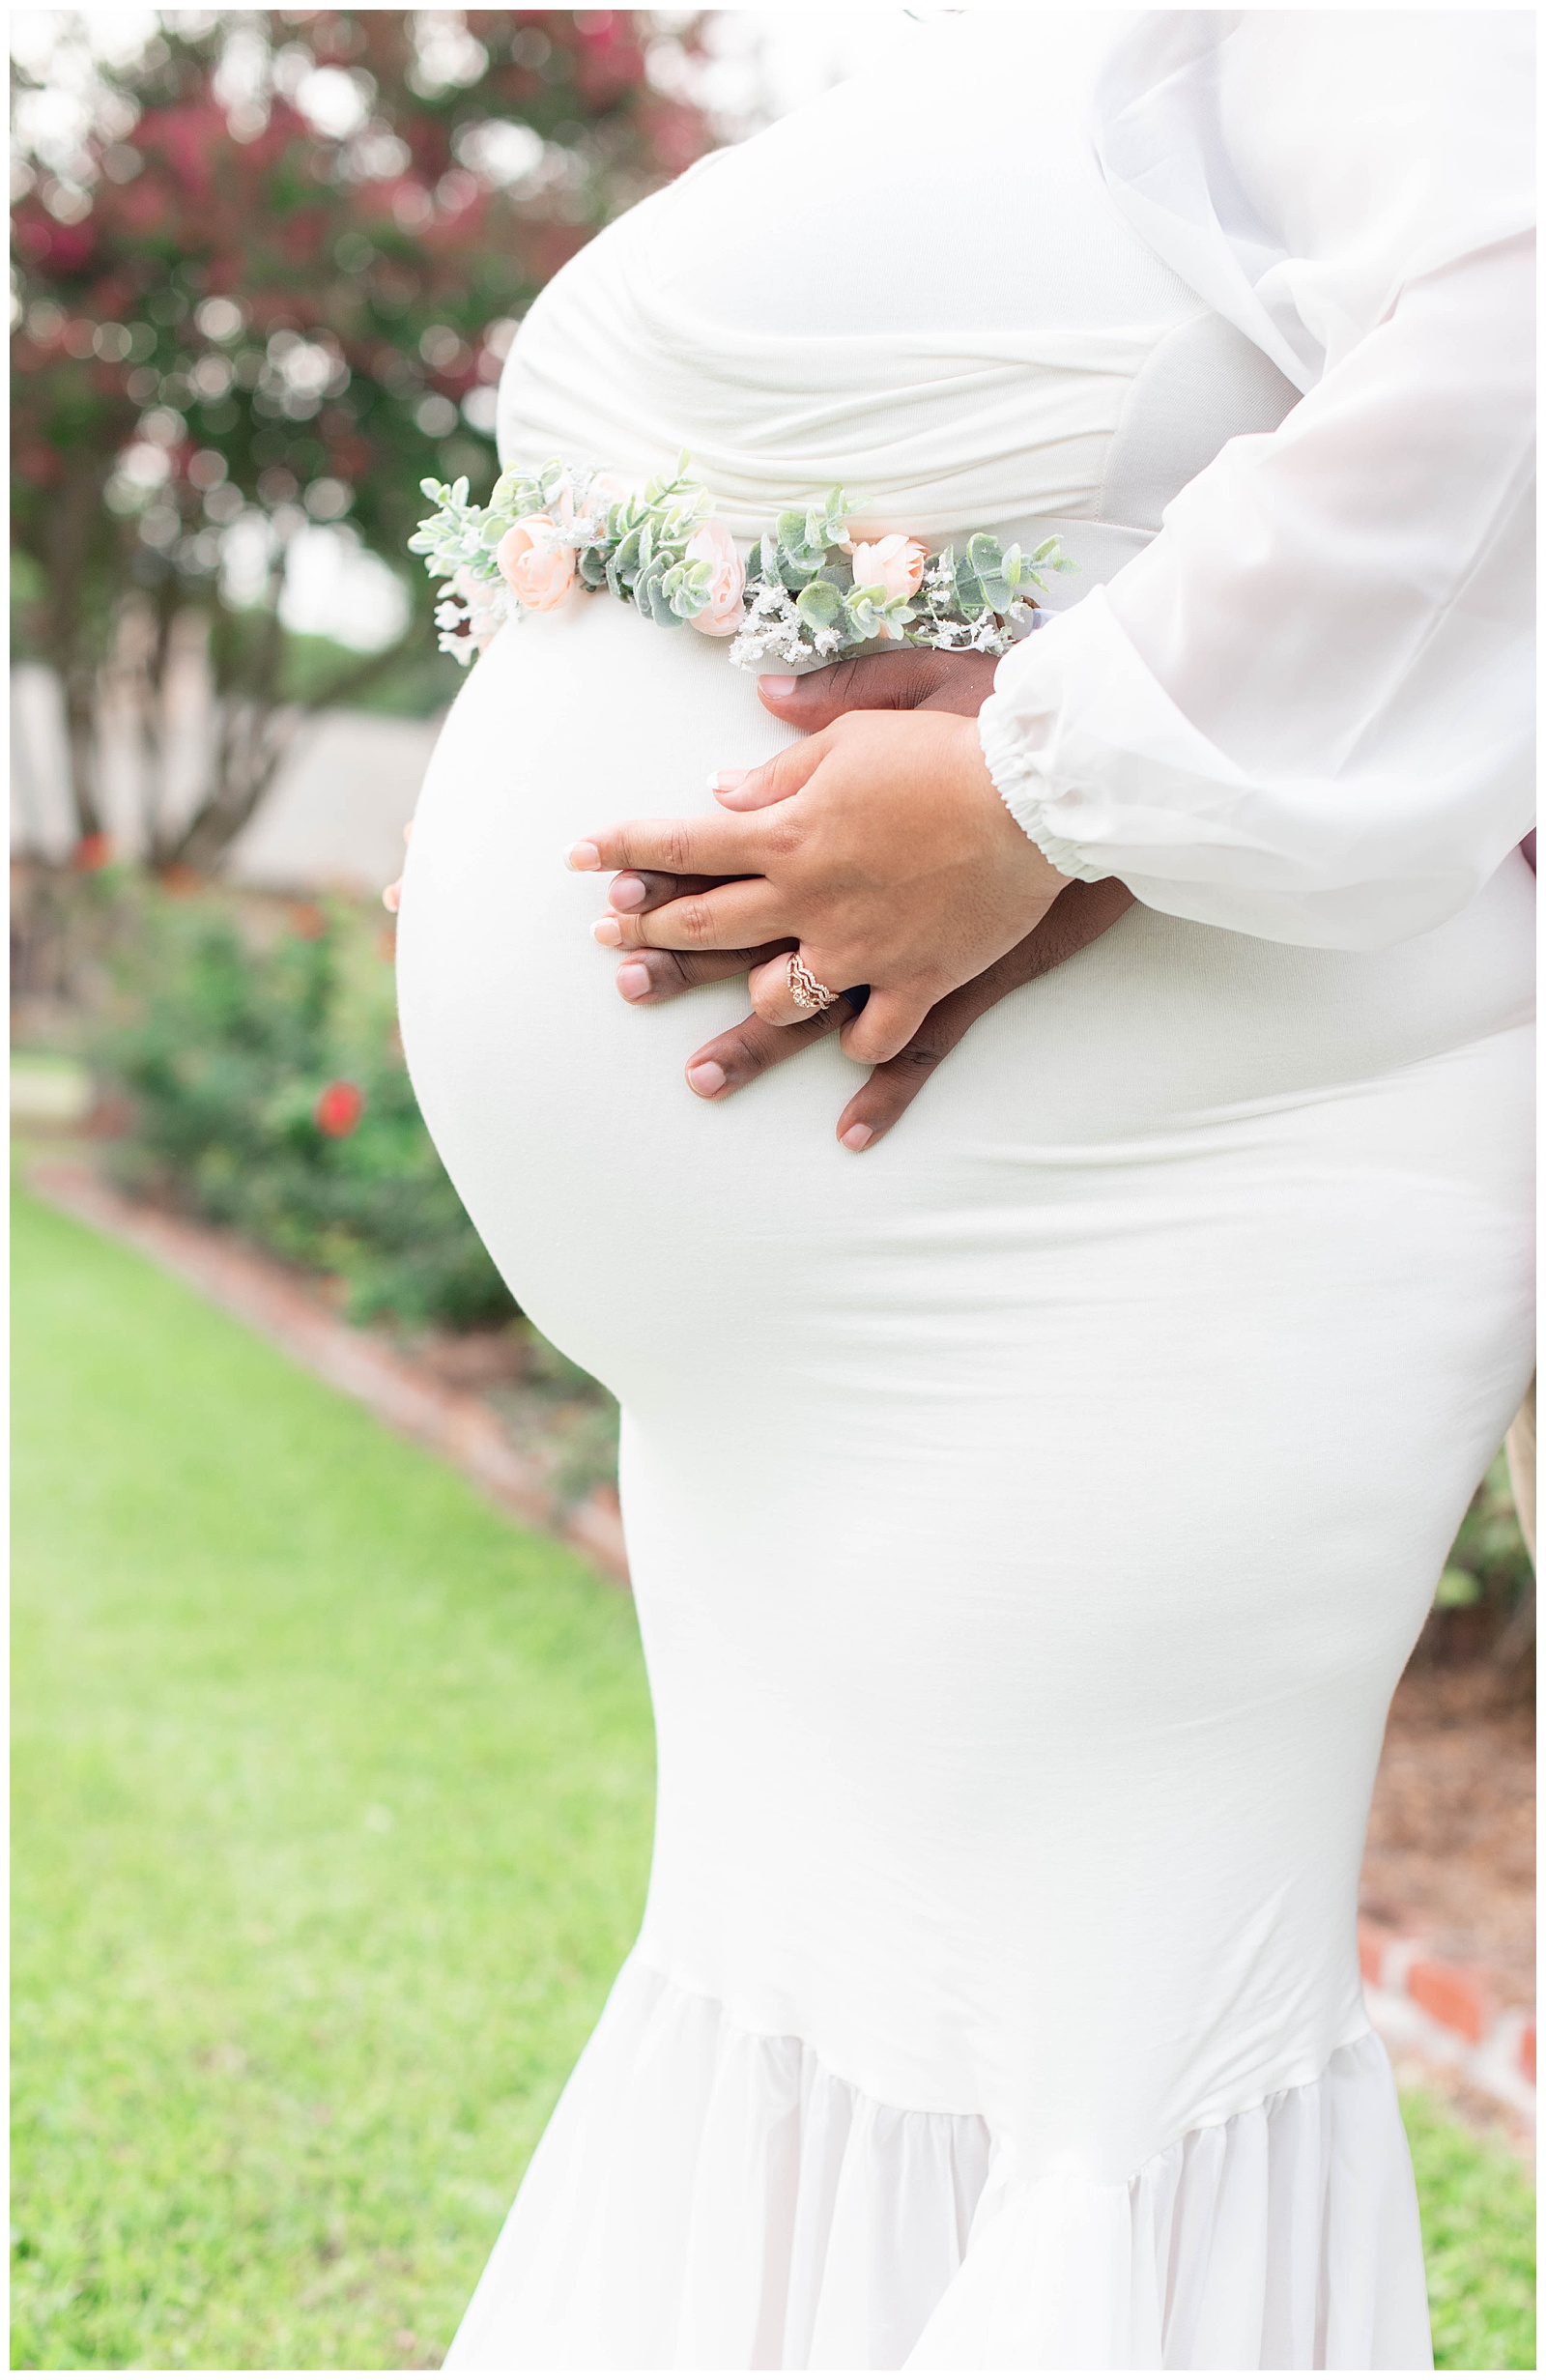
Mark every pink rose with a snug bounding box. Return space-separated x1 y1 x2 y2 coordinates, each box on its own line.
496 516 576 612
847 532 927 604
684 518 746 637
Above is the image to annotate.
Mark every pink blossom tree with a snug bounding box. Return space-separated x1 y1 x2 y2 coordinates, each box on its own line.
12 9 710 872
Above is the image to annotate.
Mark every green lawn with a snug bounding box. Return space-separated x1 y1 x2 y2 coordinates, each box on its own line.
11 1190 1536 2368
12 1191 654 2369
1405 2090 1537 2371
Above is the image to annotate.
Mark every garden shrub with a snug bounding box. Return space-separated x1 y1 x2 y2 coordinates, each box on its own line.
1436 1454 1532 1614
92 880 513 1329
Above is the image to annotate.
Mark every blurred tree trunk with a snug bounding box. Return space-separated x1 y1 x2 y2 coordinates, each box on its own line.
158 573 413 879
41 467 113 848
156 530 295 875
122 581 179 864
101 530 418 878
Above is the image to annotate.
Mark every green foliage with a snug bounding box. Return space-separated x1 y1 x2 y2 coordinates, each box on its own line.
11 545 46 650
1440 1452 1532 1616
12 1190 652 2369
1428 1449 1533 1672
276 625 465 717
954 530 1074 618
91 880 511 1327
769 490 849 586
1402 2091 1536 2370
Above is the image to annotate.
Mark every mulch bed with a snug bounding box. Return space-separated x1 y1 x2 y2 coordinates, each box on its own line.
1363 1663 1535 2009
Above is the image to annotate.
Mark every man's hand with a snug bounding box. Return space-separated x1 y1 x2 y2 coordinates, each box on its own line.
759 646 1002 724
571 705 1068 1065
615 875 1133 1147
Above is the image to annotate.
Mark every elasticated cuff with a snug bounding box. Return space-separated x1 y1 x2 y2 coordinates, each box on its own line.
976 694 1109 884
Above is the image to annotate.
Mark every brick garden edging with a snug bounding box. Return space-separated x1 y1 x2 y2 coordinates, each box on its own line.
26 1161 631 1588
1359 1920 1535 2123
27 1161 1535 2128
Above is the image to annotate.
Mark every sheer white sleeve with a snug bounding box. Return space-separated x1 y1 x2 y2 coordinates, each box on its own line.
979 14 1535 950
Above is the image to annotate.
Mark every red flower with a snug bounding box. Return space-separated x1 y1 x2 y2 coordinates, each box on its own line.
314 1080 364 1138
71 832 113 872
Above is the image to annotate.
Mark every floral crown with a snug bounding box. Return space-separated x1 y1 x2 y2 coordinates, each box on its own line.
409 453 1076 674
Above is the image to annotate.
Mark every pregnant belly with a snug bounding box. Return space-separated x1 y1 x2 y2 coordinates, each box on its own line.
395 591 1533 1419
397 600 1532 2141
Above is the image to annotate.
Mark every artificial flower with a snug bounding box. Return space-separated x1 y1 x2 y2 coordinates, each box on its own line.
683 519 746 636
496 517 577 611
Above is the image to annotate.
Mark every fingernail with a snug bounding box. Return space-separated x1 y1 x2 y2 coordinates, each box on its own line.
686 1060 727 1097
708 770 748 792
617 960 651 1001
759 675 797 698
611 872 648 910
566 841 601 871
591 916 622 946
841 1123 873 1151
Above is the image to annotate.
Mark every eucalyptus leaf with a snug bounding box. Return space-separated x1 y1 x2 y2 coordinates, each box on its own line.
953 556 989 619
795 579 842 629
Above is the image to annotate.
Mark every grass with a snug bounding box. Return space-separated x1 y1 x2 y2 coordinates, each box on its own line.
1404 2091 1537 2371
12 1190 654 2369
11 1189 1537 2367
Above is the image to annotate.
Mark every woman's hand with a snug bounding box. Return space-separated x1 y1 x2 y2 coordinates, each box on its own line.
591 649 1134 1147
570 706 1069 1064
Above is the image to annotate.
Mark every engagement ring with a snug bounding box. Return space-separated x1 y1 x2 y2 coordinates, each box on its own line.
787 954 840 1014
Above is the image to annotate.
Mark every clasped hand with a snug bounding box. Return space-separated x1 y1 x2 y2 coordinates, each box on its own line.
552 651 1117 1152
388 651 1133 1150
569 703 1068 1065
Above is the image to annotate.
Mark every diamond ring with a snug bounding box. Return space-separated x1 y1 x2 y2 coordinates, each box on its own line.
787 954 841 1014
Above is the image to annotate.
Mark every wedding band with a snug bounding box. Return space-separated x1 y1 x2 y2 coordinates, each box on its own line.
787 954 840 1014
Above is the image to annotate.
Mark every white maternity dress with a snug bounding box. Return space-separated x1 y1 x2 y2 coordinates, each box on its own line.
396 15 1534 2369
